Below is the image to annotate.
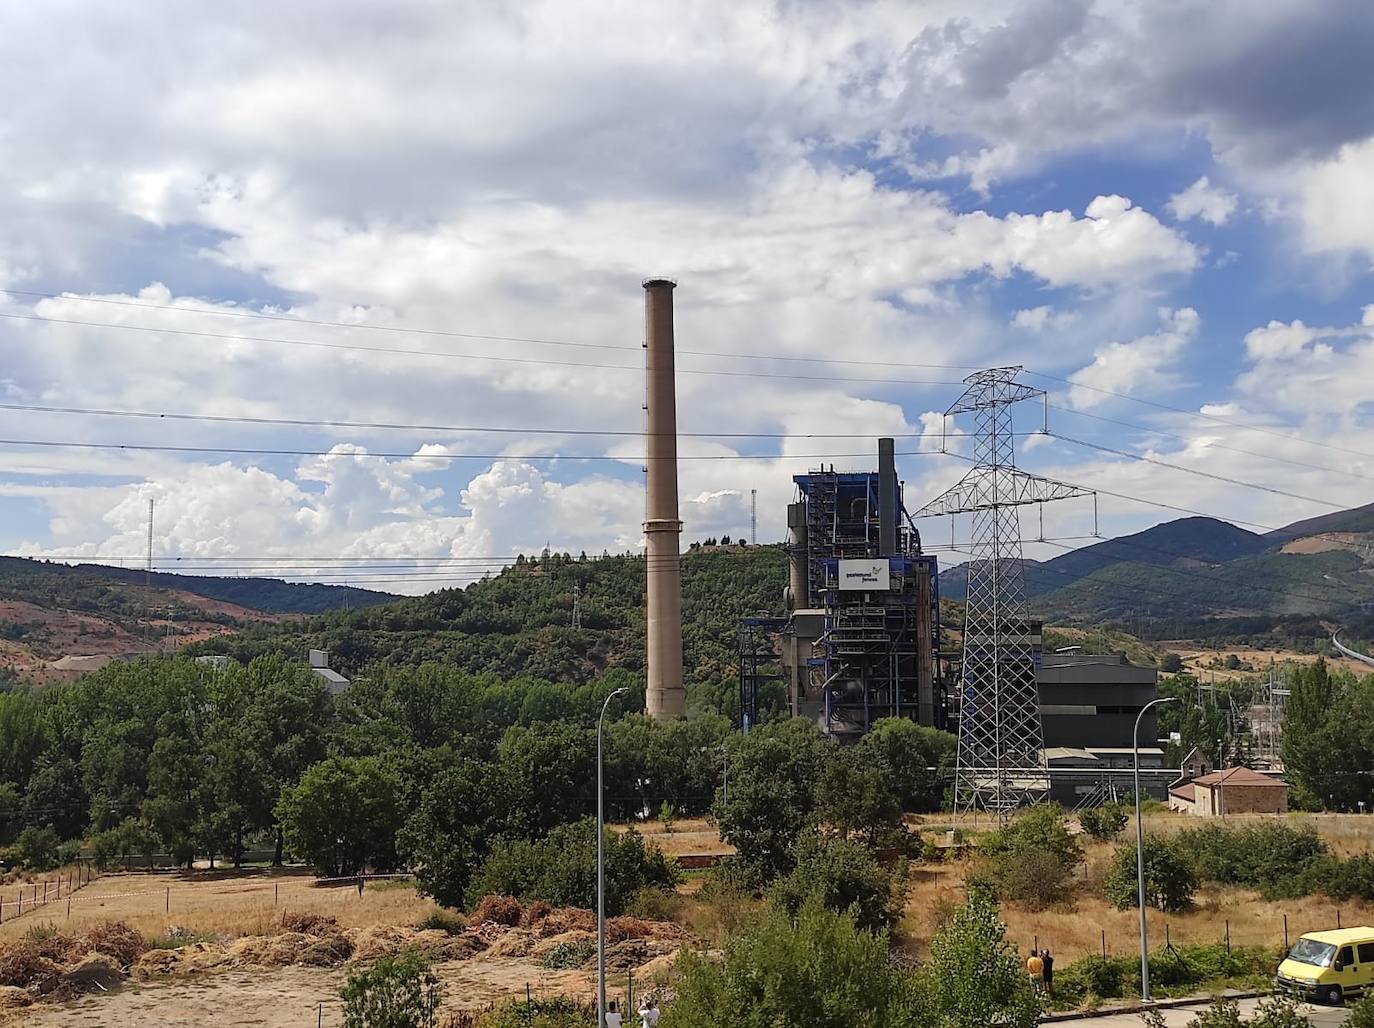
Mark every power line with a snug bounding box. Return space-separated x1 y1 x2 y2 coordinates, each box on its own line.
0 312 967 390
0 400 933 440
1047 403 1374 484
0 437 948 462
1 287 986 371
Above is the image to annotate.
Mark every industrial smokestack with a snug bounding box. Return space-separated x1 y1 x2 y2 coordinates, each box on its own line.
785 501 808 611
878 437 898 556
643 278 685 720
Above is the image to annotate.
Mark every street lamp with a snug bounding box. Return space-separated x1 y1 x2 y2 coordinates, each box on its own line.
597 687 627 1027
1134 696 1177 1003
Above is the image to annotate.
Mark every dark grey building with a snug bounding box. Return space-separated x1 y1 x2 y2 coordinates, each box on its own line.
1037 652 1171 805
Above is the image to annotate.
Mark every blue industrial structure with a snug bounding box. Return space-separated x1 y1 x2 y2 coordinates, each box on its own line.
738 439 944 737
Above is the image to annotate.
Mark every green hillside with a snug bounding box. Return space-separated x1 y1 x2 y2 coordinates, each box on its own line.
196 545 788 697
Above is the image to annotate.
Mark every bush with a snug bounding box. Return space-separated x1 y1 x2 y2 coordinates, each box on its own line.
660 898 917 1028
1103 837 1198 912
341 948 442 1028
1078 804 1128 841
1348 992 1374 1028
417 909 467 935
768 832 903 933
972 805 1081 909
468 819 678 916
918 890 1041 1028
1160 652 1184 673
7 826 60 871
624 886 681 922
539 938 595 970
476 996 594 1027
1174 822 1326 895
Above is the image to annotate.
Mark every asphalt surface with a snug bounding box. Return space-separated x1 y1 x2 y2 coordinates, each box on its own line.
1067 997 1350 1025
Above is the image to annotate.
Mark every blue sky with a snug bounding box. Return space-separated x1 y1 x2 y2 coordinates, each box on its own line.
1 0 1373 593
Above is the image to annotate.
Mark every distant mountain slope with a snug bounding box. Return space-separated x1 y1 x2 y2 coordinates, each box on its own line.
0 556 395 681
1264 500 1374 546
937 516 1266 601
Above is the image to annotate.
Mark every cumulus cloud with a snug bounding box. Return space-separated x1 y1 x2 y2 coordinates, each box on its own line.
1300 138 1374 261
1167 177 1239 225
1067 307 1200 409
1243 320 1321 360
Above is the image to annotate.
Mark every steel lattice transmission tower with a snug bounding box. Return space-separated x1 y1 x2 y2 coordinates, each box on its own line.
916 367 1094 819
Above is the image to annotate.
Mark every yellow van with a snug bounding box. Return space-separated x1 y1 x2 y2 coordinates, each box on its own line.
1276 927 1374 1005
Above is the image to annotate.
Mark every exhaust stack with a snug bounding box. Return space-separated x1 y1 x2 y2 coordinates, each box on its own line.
643 278 685 720
878 437 898 556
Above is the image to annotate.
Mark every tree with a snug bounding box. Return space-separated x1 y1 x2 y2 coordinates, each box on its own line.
1104 837 1198 913
1282 660 1338 805
857 718 956 813
7 825 60 871
712 718 825 878
22 754 87 840
918 890 1041 1028
1160 652 1184 673
341 948 441 1028
769 832 903 933
972 805 1082 910
495 721 596 837
815 744 902 845
1078 803 1128 841
276 755 403 877
396 754 499 909
661 899 918 1028
142 725 208 868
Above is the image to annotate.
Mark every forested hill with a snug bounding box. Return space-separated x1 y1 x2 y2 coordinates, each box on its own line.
198 545 788 695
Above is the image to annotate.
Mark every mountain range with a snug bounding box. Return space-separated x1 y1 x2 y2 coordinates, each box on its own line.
937 501 1374 632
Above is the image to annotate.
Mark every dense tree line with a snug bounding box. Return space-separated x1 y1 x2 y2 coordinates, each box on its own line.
1282 659 1374 810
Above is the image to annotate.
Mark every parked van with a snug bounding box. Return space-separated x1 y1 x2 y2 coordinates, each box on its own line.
1276 927 1374 1005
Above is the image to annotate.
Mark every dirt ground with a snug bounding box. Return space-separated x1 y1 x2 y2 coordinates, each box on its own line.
16 957 597 1027
1164 643 1371 681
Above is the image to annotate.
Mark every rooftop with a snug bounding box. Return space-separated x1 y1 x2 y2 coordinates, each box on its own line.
1193 766 1287 788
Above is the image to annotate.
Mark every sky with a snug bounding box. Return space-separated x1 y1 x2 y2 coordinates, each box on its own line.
2 0 1373 595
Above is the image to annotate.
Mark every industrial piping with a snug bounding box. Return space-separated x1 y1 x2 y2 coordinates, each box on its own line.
643 278 686 719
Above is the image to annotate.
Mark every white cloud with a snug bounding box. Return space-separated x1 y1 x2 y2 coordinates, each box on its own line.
1243 320 1320 360
1067 307 1200 408
1012 305 1079 332
1167 176 1238 225
1301 138 1374 261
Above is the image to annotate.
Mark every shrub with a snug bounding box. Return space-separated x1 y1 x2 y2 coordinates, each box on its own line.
7 826 60 871
918 890 1041 1028
341 948 442 1028
417 909 468 935
1185 999 1245 1028
1347 992 1374 1028
468 819 678 916
1246 996 1316 1028
539 939 595 970
768 832 903 933
1103 837 1197 912
476 996 594 1028
1174 822 1326 894
660 898 917 1028
972 805 1081 909
624 886 681 923
1078 804 1128 841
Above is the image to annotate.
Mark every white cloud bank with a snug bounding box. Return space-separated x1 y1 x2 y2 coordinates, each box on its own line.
1068 307 1200 409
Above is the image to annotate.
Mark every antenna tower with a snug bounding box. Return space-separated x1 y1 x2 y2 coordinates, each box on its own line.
915 367 1094 819
750 489 757 545
572 583 582 630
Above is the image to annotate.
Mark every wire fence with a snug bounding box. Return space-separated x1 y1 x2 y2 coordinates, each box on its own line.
0 860 100 925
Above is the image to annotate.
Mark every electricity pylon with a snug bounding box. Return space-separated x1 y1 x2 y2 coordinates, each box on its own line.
916 367 1094 819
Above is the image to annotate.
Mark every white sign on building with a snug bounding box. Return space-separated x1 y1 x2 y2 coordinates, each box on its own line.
837 558 891 591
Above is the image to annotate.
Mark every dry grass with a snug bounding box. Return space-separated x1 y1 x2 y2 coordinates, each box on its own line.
611 818 735 859
0 870 440 945
900 813 1374 960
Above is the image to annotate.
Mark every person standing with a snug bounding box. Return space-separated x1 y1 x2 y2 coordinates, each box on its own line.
1042 949 1055 998
639 997 659 1026
605 1000 623 1028
1026 948 1043 987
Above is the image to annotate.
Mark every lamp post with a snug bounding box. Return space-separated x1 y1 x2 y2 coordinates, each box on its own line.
1134 695 1177 1003
597 687 627 1027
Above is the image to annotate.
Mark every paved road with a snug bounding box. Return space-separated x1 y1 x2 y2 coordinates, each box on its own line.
1067 997 1349 1025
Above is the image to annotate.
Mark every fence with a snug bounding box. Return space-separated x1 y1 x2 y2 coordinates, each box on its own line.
0 859 99 925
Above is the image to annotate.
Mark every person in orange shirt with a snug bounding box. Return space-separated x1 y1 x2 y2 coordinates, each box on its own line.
1026 948 1044 987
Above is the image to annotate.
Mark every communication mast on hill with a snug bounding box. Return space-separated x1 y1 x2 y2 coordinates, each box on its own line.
572 582 582 630
145 496 155 588
750 489 757 545
915 367 1095 820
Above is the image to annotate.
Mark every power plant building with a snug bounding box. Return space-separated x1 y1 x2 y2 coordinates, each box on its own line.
739 440 943 736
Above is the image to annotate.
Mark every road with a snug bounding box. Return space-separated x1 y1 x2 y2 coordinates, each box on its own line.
1067 997 1349 1025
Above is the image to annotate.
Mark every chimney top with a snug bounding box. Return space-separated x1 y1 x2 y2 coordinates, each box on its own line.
641 277 677 289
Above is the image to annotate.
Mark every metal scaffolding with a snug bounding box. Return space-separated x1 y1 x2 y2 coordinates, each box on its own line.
916 367 1093 818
